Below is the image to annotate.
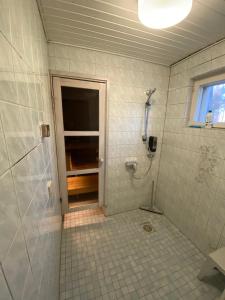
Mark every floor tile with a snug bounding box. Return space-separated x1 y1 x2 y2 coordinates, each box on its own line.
60 208 225 300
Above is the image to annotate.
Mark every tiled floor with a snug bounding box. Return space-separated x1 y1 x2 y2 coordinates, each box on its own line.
69 199 98 209
60 209 225 300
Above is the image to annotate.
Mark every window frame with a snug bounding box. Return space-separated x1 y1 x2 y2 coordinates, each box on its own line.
189 73 225 129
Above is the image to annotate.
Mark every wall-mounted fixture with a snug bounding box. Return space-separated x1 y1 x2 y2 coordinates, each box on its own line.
142 88 156 143
125 158 137 172
138 0 193 29
148 136 157 153
40 123 50 138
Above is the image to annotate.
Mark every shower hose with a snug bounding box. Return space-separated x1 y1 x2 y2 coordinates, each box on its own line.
132 156 153 180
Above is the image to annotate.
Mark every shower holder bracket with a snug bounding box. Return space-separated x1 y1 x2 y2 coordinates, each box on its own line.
142 135 147 143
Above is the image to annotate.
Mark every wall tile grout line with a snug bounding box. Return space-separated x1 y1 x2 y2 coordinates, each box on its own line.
0 263 14 300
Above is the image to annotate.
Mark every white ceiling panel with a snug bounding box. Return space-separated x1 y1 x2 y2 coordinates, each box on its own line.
38 0 225 66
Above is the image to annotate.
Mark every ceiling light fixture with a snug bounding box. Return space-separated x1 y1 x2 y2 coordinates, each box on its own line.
138 0 193 29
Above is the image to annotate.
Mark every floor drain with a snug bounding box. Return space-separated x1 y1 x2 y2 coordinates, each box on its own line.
142 222 154 233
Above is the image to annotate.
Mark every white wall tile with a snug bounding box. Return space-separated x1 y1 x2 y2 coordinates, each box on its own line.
0 1 61 299
12 157 33 218
157 39 225 254
0 102 26 165
0 34 13 72
49 57 70 72
14 72 30 107
0 119 9 176
2 228 30 300
0 71 17 103
48 43 170 215
69 60 95 75
0 266 12 300
22 266 37 300
0 171 20 262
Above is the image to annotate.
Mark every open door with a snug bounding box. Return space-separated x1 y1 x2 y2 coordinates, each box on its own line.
53 77 106 214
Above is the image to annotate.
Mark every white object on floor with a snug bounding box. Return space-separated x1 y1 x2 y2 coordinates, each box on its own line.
198 247 225 300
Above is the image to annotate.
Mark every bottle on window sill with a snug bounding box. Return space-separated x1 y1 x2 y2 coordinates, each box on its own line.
205 110 213 128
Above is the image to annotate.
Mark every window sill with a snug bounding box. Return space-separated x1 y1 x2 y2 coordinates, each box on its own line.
188 121 225 129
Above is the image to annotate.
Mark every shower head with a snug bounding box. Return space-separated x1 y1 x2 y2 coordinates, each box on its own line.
142 87 156 143
145 88 156 106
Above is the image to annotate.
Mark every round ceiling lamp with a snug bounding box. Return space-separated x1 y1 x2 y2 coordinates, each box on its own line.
138 0 193 29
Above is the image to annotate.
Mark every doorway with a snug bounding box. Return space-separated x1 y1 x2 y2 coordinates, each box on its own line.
53 77 106 214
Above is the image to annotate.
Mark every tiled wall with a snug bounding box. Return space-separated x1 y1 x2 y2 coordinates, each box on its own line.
48 43 170 215
157 40 225 254
0 1 61 299
0 0 224 297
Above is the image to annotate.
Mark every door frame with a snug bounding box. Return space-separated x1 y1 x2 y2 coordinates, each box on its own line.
51 74 107 214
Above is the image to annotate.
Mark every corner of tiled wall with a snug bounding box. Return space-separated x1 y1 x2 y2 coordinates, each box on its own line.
0 1 61 299
156 39 225 255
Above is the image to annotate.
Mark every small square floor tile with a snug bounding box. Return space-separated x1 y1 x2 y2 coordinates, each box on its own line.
60 208 225 300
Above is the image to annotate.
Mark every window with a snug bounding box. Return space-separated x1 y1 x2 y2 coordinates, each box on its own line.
190 74 225 128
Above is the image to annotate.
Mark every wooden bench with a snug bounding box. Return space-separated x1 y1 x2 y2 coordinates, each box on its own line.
67 174 98 196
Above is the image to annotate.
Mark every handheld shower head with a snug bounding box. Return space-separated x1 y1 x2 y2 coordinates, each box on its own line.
146 88 156 106
142 87 156 142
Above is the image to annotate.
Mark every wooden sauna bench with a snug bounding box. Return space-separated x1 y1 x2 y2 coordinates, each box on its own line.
67 174 98 196
66 151 98 171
